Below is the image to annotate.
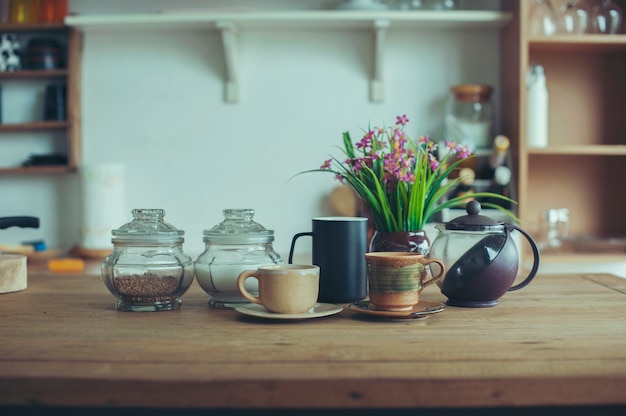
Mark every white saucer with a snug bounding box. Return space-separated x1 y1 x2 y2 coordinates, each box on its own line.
235 303 343 320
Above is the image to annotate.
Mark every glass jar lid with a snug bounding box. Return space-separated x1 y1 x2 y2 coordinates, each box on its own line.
112 209 184 244
442 201 504 232
203 209 275 244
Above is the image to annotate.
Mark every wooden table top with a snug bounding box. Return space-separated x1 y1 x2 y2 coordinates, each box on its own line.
1 271 626 412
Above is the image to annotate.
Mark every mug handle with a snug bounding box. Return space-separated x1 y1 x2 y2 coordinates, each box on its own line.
236 270 261 304
288 232 312 264
421 258 446 289
507 224 541 292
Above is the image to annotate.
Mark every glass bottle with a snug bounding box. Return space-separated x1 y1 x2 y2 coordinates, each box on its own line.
39 0 67 23
195 209 283 309
426 0 457 10
101 209 195 312
559 0 589 34
9 0 38 23
445 84 494 150
526 64 549 148
529 0 558 36
590 0 623 34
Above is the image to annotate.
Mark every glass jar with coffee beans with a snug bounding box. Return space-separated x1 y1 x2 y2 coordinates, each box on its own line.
101 209 194 312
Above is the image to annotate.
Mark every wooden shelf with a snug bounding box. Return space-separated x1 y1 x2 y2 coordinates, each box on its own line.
0 69 68 79
65 10 513 30
65 9 512 103
0 23 66 32
526 145 626 156
0 165 75 174
0 121 70 132
529 34 626 53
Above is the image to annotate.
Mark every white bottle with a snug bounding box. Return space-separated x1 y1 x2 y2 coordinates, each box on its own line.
526 65 549 148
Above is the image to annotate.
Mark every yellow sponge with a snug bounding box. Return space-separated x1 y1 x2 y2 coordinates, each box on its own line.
48 258 85 273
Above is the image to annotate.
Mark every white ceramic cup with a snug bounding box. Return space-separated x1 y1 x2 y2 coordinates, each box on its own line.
237 264 320 314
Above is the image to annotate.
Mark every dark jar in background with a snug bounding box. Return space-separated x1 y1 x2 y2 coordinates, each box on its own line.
101 209 195 312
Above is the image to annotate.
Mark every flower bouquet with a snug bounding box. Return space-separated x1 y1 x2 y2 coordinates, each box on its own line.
300 115 515 232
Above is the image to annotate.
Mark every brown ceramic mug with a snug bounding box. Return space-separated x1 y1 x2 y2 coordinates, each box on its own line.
365 252 445 312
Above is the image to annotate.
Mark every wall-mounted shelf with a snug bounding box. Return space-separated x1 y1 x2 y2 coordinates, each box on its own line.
529 35 626 53
0 25 82 175
0 69 68 79
0 121 70 132
0 23 66 32
65 10 512 103
65 10 513 30
526 145 626 156
0 165 74 174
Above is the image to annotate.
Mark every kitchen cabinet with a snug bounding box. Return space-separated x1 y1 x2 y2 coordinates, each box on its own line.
501 0 626 260
0 23 81 174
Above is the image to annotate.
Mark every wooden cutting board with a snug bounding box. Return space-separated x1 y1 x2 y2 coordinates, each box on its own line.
0 253 27 293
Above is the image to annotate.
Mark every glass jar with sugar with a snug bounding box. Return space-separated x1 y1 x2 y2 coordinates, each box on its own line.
195 209 283 309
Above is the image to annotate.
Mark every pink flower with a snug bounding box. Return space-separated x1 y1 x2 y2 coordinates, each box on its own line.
429 153 439 171
301 114 495 232
457 145 471 159
396 114 409 126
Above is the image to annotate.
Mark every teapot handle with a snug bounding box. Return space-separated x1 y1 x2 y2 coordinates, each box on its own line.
507 224 541 292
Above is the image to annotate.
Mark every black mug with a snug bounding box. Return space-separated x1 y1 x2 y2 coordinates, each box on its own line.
289 217 368 304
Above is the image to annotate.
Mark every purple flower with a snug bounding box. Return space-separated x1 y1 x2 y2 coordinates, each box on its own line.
320 159 332 170
429 153 439 171
396 114 409 126
457 145 471 159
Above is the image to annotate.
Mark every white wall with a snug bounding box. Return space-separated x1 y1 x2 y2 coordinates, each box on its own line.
0 0 502 259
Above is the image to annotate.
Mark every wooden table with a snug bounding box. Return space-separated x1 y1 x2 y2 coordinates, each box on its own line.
1 271 626 415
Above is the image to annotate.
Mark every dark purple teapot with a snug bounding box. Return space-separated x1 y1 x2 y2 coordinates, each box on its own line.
429 201 540 307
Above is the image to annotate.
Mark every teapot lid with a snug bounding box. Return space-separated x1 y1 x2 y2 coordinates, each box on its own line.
112 209 184 244
442 201 504 231
203 209 275 244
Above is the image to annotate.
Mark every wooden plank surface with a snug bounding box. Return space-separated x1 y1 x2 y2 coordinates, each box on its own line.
1 272 625 410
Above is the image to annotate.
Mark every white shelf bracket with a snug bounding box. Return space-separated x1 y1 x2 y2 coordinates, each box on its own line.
371 19 390 103
216 21 239 103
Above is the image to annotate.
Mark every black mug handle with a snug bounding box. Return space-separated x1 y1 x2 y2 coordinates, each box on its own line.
288 232 313 264
507 224 541 292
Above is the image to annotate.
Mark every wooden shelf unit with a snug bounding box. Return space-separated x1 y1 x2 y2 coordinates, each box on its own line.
0 24 82 175
501 0 626 245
